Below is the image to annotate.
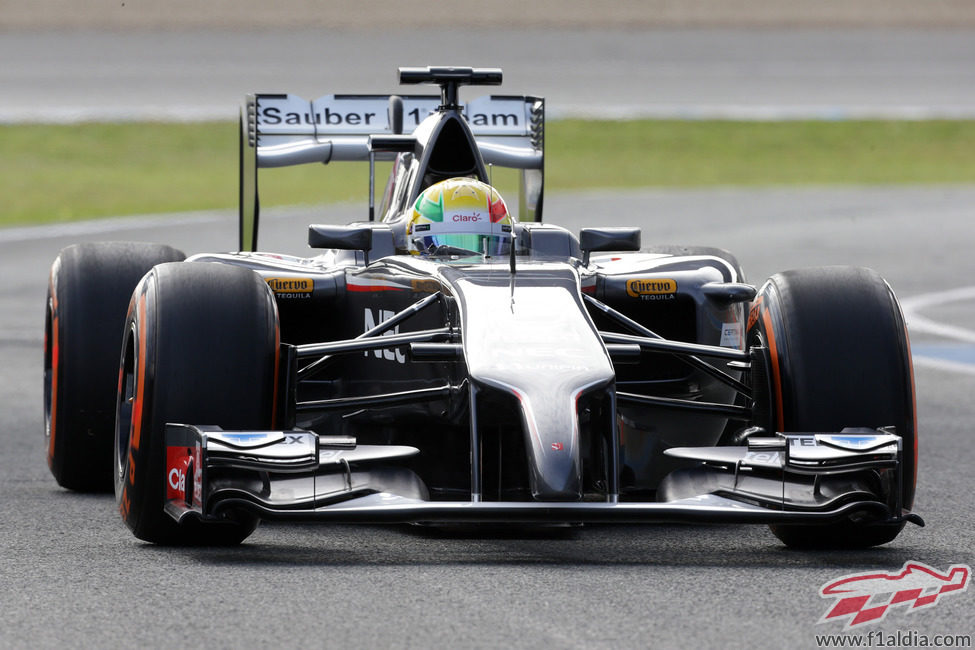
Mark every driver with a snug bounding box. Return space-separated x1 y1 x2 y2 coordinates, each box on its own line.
407 178 514 256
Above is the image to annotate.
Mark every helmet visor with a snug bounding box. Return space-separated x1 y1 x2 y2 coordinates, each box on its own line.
415 233 511 256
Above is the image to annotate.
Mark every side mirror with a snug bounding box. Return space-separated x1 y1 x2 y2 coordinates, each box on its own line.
578 227 641 265
308 224 396 266
309 224 372 250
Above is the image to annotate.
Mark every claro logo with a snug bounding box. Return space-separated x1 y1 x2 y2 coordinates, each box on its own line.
169 467 185 493
626 278 677 298
165 447 190 500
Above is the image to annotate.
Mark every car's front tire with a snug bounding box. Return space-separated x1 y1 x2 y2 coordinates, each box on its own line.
115 262 279 545
748 266 916 548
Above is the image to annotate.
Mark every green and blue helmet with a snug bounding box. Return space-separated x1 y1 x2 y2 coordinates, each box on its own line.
407 178 514 255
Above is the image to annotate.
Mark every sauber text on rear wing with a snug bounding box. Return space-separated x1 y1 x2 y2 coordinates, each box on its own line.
239 93 544 251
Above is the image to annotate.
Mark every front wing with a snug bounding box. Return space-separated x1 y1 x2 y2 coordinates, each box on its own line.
164 424 922 528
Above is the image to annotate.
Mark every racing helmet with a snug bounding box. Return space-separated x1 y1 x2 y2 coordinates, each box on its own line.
407 178 514 256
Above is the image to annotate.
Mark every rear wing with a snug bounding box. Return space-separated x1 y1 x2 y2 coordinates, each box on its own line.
239 93 544 251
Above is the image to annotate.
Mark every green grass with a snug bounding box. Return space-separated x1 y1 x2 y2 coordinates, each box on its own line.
0 122 370 226
548 119 975 187
3 120 975 227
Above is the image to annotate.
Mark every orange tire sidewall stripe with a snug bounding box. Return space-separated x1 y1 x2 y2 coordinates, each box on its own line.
120 287 148 522
902 320 919 501
761 305 785 433
48 304 59 465
131 291 148 454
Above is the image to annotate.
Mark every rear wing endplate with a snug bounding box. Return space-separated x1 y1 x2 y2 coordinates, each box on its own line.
239 93 544 251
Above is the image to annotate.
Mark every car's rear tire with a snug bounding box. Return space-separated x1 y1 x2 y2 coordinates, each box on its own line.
44 242 186 491
748 266 916 548
114 262 279 545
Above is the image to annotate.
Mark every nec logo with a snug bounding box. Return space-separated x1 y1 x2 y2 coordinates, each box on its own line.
819 561 970 628
363 309 406 364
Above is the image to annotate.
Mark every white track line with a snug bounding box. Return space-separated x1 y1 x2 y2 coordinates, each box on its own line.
0 205 330 244
912 355 975 376
0 211 227 243
902 287 975 344
902 286 975 375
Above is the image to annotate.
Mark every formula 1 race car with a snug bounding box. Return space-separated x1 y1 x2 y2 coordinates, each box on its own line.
44 66 922 548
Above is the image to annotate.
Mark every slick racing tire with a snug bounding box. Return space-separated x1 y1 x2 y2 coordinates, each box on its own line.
748 267 916 548
114 262 279 545
44 242 186 492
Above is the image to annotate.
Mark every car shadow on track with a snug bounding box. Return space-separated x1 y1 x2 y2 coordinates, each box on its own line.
36 492 935 571
164 522 929 570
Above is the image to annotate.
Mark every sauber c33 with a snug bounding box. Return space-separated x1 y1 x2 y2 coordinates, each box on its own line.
43 66 921 547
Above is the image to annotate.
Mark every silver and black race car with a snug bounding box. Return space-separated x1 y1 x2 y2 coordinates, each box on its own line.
44 66 922 547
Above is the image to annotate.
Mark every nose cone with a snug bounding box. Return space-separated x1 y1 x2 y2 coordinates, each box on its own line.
507 381 603 500
447 264 615 500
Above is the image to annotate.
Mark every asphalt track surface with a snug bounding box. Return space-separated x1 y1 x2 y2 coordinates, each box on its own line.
2 187 974 648
3 28 975 122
